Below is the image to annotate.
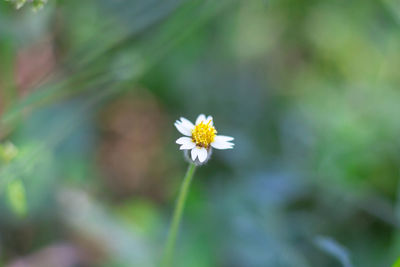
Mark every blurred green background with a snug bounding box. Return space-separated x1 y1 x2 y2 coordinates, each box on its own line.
1 0 400 266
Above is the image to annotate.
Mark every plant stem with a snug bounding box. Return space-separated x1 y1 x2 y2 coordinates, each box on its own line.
162 163 196 267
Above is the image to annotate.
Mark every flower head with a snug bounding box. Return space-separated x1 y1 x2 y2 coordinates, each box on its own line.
175 114 234 164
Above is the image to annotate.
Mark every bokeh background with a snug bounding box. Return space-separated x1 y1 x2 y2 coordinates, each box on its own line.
1 0 400 266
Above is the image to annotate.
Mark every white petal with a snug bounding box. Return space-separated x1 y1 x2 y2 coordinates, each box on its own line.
179 117 195 131
196 114 206 125
197 147 208 162
211 139 234 149
176 137 192 145
180 142 196 150
206 116 213 125
191 147 199 161
174 122 192 136
214 135 234 142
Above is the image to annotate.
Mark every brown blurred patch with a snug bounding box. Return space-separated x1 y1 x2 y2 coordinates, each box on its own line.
0 37 55 139
98 91 169 201
15 37 55 97
0 90 3 116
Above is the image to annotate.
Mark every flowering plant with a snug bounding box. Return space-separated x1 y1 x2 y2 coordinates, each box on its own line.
163 114 234 266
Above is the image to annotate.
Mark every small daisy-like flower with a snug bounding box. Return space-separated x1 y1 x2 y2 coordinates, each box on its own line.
175 114 234 164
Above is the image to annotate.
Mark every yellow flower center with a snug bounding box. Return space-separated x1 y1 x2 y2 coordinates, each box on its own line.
192 120 217 148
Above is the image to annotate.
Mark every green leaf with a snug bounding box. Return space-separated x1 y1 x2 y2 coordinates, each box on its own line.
7 179 27 217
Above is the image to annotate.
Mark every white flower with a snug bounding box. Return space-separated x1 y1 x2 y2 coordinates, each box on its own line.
175 114 234 164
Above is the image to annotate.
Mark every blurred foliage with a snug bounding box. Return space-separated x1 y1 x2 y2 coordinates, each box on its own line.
0 142 18 163
0 142 27 218
1 0 400 266
314 236 354 267
393 257 400 267
5 0 47 11
7 179 27 217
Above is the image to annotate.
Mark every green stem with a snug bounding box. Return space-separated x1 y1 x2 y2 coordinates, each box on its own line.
162 163 196 267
